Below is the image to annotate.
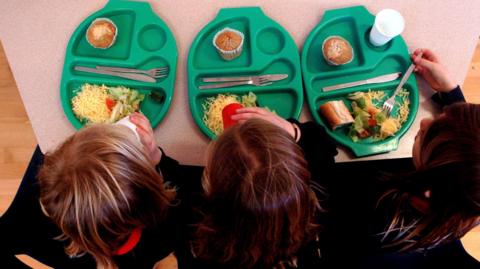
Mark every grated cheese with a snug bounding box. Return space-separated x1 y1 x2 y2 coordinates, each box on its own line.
72 84 111 124
202 92 260 135
202 94 240 135
395 89 410 124
365 89 386 102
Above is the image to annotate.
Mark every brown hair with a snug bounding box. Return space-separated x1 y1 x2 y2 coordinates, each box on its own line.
194 119 320 268
380 103 480 251
38 124 175 269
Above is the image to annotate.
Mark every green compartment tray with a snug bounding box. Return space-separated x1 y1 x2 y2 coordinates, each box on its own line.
301 5 419 157
60 0 177 129
187 7 303 139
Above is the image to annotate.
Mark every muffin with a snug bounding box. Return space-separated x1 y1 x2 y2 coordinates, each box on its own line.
86 18 117 49
213 27 244 60
322 36 353 65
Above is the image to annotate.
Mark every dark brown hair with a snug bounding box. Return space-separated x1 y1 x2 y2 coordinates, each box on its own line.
380 103 480 251
38 124 175 269
194 119 320 268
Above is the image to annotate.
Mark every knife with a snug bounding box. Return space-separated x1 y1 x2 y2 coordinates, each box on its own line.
322 72 401 92
203 74 288 83
74 66 156 83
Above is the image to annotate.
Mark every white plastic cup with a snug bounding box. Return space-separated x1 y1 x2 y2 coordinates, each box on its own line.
115 116 141 141
369 9 405 46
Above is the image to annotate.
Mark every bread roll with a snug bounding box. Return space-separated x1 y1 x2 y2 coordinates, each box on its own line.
319 100 354 130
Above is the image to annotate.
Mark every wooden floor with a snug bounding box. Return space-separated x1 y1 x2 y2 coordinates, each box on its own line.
0 40 479 267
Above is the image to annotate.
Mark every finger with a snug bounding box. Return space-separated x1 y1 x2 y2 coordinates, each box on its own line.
420 48 439 62
130 113 153 134
237 116 270 124
130 118 149 135
412 48 423 58
130 112 142 118
230 112 260 121
236 107 269 115
130 112 148 124
135 125 152 146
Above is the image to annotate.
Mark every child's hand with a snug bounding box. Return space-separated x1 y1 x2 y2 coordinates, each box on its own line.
129 113 162 165
412 48 457 92
230 107 297 139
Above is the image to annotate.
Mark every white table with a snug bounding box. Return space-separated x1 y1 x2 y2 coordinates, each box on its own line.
1 0 479 165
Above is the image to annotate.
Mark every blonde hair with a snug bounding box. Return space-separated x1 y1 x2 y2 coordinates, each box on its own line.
194 119 320 268
38 124 174 269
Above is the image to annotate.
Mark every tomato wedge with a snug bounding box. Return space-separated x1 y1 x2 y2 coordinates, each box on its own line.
106 98 116 111
368 118 377 127
359 130 371 138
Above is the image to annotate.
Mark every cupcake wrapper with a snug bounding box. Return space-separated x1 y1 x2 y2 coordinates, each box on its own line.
86 18 118 49
322 35 354 66
213 27 244 61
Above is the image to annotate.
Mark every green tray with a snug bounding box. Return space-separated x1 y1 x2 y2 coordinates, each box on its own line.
187 7 303 139
301 5 419 157
60 0 177 129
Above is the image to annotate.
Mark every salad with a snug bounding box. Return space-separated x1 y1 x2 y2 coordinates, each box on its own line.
347 89 410 142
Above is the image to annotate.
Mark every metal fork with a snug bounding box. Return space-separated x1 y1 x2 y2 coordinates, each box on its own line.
199 76 272 89
382 52 423 116
96 66 169 78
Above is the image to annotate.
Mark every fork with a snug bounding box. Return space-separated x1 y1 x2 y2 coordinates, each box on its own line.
199 76 272 89
382 52 423 116
96 66 169 78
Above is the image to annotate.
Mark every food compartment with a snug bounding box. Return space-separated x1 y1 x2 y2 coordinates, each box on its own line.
313 81 417 147
193 88 300 138
305 16 365 74
255 27 286 55
194 58 295 89
137 24 167 52
311 54 408 93
191 18 252 70
63 79 167 129
70 56 170 82
71 10 135 60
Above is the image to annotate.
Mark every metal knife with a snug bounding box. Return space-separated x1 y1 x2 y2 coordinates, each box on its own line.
74 66 156 83
203 74 288 83
322 72 401 92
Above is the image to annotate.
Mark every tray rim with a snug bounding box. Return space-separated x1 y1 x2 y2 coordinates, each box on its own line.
187 6 304 139
301 5 420 157
60 0 178 130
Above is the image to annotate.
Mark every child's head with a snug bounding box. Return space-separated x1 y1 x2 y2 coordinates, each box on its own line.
385 103 480 250
195 119 319 268
38 124 174 269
